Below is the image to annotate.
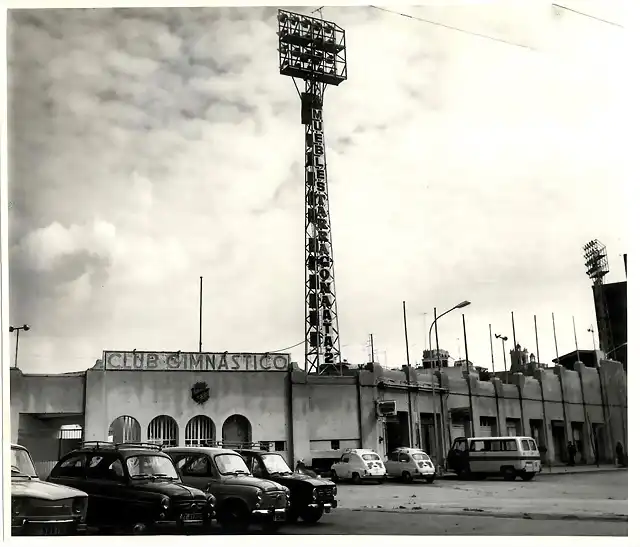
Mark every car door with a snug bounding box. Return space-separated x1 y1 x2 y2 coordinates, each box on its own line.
336 454 350 479
83 453 127 527
385 452 399 476
175 454 214 493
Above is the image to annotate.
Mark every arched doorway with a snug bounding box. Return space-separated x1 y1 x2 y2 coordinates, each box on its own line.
108 416 141 444
185 416 216 446
222 414 252 447
147 415 178 447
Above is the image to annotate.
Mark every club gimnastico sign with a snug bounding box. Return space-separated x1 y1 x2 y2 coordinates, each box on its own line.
103 351 291 372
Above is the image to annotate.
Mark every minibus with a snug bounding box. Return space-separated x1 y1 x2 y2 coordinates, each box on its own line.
447 436 541 481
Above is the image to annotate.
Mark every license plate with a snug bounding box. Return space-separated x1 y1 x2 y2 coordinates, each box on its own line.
274 512 285 522
41 525 63 536
182 513 203 523
525 463 534 471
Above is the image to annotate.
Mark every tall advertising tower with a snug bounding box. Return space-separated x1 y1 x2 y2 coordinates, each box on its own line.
277 10 347 374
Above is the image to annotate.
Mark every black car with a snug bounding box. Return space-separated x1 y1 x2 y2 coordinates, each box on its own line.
238 450 338 524
47 442 216 534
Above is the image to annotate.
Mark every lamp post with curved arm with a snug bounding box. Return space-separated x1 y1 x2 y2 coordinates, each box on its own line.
9 324 31 368
427 301 470 472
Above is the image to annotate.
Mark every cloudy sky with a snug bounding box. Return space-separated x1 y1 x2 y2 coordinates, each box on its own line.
6 2 628 374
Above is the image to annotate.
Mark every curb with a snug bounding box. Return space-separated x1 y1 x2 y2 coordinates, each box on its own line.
438 467 625 479
348 507 628 523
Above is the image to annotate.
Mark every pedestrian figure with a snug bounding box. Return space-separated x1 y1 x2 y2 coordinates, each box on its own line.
615 442 626 467
567 441 576 466
295 459 318 478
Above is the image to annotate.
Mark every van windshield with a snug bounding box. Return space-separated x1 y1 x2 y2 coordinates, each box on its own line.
362 453 381 461
412 452 430 461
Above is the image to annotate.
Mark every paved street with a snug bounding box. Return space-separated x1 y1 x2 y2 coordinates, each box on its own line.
334 469 628 521
281 509 627 536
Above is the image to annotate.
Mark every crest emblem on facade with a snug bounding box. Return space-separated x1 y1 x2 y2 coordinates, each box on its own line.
191 381 210 405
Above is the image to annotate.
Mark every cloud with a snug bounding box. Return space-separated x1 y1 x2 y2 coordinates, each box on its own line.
7 4 627 373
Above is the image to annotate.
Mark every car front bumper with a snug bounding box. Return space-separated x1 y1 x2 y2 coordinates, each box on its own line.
252 507 288 523
11 518 87 536
307 500 338 513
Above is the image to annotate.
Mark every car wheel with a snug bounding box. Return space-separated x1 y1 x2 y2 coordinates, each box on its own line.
521 472 536 481
300 506 324 524
219 501 251 534
331 470 339 482
402 471 413 483
501 466 517 481
352 472 362 484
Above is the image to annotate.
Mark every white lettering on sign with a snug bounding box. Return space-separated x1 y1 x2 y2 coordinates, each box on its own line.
103 352 290 372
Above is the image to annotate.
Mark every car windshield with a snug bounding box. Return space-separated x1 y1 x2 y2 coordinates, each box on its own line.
11 447 37 477
412 452 431 461
263 454 292 474
362 453 381 461
126 455 179 479
215 454 251 476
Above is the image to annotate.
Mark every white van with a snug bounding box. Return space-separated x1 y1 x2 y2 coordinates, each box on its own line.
330 448 386 484
385 447 436 484
447 436 541 481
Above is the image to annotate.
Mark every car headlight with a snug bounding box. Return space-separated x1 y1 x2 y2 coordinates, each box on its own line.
255 491 263 508
206 493 216 508
160 496 170 510
332 485 338 496
72 497 87 514
312 487 317 500
12 498 23 516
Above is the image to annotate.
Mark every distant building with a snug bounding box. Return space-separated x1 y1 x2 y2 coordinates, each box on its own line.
422 349 450 369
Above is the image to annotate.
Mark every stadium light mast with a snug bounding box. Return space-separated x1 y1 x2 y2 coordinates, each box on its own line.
277 9 347 375
583 239 612 355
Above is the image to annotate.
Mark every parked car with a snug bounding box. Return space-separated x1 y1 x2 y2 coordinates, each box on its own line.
330 448 386 483
164 446 290 533
447 436 541 480
385 447 436 483
238 449 338 524
47 441 215 534
11 443 89 536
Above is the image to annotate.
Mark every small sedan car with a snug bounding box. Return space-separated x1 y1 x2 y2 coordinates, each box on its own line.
11 443 88 536
385 447 436 483
330 448 386 484
165 446 290 534
47 441 215 534
238 449 338 524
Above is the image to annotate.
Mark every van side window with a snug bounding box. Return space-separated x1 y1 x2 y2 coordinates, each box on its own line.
520 440 531 451
453 439 468 452
399 453 411 463
528 439 538 451
489 440 502 451
470 440 486 452
503 440 517 451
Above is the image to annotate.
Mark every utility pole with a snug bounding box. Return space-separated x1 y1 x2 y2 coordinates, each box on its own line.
369 333 375 364
199 276 203 353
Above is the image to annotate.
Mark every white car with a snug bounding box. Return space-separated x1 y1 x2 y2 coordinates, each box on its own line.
330 449 386 484
385 447 436 484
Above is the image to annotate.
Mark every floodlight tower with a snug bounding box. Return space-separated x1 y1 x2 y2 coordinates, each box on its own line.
583 239 612 355
277 9 347 375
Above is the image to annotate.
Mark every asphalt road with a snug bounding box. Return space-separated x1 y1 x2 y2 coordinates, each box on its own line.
280 509 628 536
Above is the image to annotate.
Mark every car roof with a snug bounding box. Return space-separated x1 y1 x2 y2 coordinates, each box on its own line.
393 447 427 452
163 446 240 456
64 442 170 458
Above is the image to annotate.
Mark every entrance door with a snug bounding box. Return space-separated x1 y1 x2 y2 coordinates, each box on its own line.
552 423 566 463
222 415 251 446
385 419 403 456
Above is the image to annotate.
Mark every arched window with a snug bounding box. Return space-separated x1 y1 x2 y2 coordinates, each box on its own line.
147 415 178 447
222 414 252 447
185 416 215 447
109 416 141 444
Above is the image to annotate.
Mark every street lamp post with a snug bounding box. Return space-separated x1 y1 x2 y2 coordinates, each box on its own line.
495 334 508 370
9 324 31 368
427 300 470 473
